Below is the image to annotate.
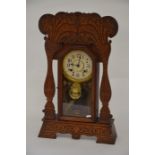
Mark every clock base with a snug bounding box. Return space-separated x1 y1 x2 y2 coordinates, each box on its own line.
38 119 117 144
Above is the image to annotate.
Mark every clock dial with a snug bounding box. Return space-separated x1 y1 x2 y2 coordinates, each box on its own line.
63 50 92 82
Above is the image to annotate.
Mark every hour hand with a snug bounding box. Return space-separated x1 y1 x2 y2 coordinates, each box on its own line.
76 64 80 67
69 68 73 72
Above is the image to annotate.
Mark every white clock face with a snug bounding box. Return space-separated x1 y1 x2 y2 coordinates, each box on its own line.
63 50 92 82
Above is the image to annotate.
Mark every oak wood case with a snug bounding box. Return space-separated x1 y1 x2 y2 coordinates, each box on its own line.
38 12 118 144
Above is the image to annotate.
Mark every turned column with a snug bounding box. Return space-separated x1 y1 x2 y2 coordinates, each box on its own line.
98 16 118 123
42 38 56 120
99 42 112 123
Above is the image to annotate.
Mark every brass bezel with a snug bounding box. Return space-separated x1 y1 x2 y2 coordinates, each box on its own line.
63 50 92 83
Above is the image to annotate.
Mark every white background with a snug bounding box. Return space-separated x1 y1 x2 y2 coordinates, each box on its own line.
26 0 128 155
0 0 155 155
1 0 155 155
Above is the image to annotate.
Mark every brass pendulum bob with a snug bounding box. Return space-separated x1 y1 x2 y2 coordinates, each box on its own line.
69 82 81 100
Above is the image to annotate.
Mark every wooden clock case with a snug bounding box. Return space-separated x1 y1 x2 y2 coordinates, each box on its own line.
38 12 118 144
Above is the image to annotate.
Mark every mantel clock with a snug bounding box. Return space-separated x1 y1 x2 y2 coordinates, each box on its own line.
38 12 118 144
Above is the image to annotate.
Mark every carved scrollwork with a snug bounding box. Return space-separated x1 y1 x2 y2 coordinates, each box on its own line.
39 12 118 47
39 120 116 143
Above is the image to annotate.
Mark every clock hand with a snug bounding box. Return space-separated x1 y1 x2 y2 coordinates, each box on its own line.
69 68 73 72
77 57 81 67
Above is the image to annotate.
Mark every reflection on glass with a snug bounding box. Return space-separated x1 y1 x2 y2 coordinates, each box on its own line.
63 78 92 118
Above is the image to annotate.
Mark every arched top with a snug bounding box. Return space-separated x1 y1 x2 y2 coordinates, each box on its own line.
54 44 99 61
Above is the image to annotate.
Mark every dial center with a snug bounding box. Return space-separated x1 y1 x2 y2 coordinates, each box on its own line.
73 60 84 72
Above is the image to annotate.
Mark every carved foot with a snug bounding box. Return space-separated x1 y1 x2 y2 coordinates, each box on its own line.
96 136 115 144
50 133 57 139
39 132 57 139
72 134 80 139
